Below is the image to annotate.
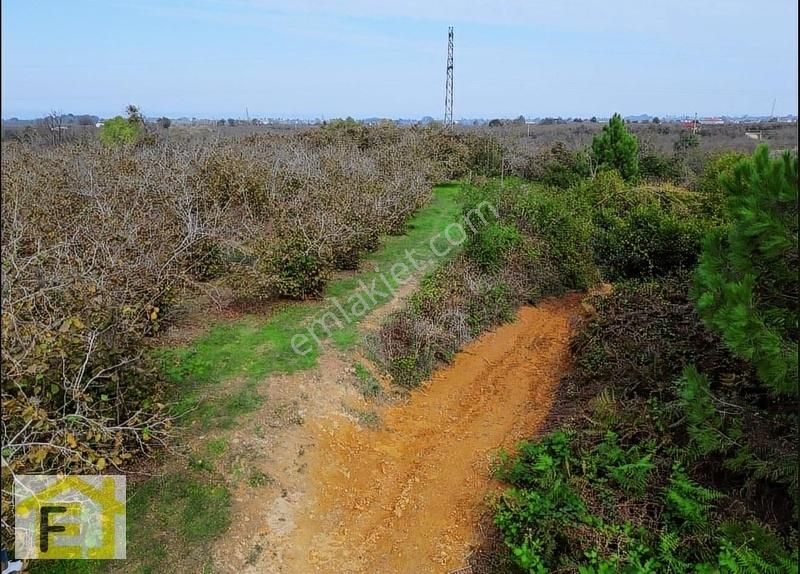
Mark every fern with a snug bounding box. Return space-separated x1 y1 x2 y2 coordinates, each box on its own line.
716 522 800 574
495 430 575 489
610 454 656 497
590 389 620 427
677 366 735 459
717 538 796 574
657 530 691 573
591 431 656 496
724 445 798 506
664 464 722 528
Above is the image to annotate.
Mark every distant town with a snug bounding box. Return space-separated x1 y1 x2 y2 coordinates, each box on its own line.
2 112 797 130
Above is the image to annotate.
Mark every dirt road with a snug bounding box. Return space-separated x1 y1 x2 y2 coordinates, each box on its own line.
282 293 584 573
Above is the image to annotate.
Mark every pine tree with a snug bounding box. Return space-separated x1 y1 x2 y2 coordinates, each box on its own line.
694 145 798 396
591 113 639 181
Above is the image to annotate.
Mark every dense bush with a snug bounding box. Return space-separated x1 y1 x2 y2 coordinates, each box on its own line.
98 116 141 146
592 201 707 279
502 184 598 291
418 129 506 180
518 142 589 188
639 149 682 181
467 222 522 272
695 151 747 216
257 237 332 300
375 257 508 387
576 171 716 280
374 178 599 387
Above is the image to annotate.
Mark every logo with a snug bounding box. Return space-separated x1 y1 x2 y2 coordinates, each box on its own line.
14 475 126 559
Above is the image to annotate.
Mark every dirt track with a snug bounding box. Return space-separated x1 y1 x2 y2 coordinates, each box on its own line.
282 293 584 573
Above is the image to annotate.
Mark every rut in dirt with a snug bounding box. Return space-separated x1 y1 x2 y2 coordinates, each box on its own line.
283 293 585 574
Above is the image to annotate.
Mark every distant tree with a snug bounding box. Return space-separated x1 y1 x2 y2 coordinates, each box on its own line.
591 113 639 181
77 115 96 126
674 131 700 153
227 118 236 127
99 116 140 146
572 117 584 123
217 119 226 126
513 115 526 125
125 104 144 125
157 117 171 129
652 116 661 124
40 111 67 145
488 119 503 127
589 116 598 123
329 117 360 128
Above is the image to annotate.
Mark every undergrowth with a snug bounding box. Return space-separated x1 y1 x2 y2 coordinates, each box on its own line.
488 275 798 573
483 146 798 574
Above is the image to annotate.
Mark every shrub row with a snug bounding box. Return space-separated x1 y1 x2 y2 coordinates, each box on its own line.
373 170 721 388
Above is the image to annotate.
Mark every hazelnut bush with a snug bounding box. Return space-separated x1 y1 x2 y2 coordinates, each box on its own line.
0 124 456 538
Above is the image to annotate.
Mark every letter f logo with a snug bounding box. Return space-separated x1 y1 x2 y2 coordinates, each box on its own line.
40 506 67 553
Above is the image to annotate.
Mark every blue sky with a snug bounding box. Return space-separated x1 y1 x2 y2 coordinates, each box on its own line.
2 0 797 119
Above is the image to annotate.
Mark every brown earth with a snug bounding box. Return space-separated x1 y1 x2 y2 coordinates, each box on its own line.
204 292 584 574
207 270 424 572
279 293 585 574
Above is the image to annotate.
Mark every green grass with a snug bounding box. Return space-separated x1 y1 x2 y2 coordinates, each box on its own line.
31 184 461 574
206 437 228 458
331 324 359 350
354 362 382 398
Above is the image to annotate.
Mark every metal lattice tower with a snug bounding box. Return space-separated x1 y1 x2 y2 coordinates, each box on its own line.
444 26 454 126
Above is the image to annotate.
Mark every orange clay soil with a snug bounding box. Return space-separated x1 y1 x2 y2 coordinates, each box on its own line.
283 293 585 574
